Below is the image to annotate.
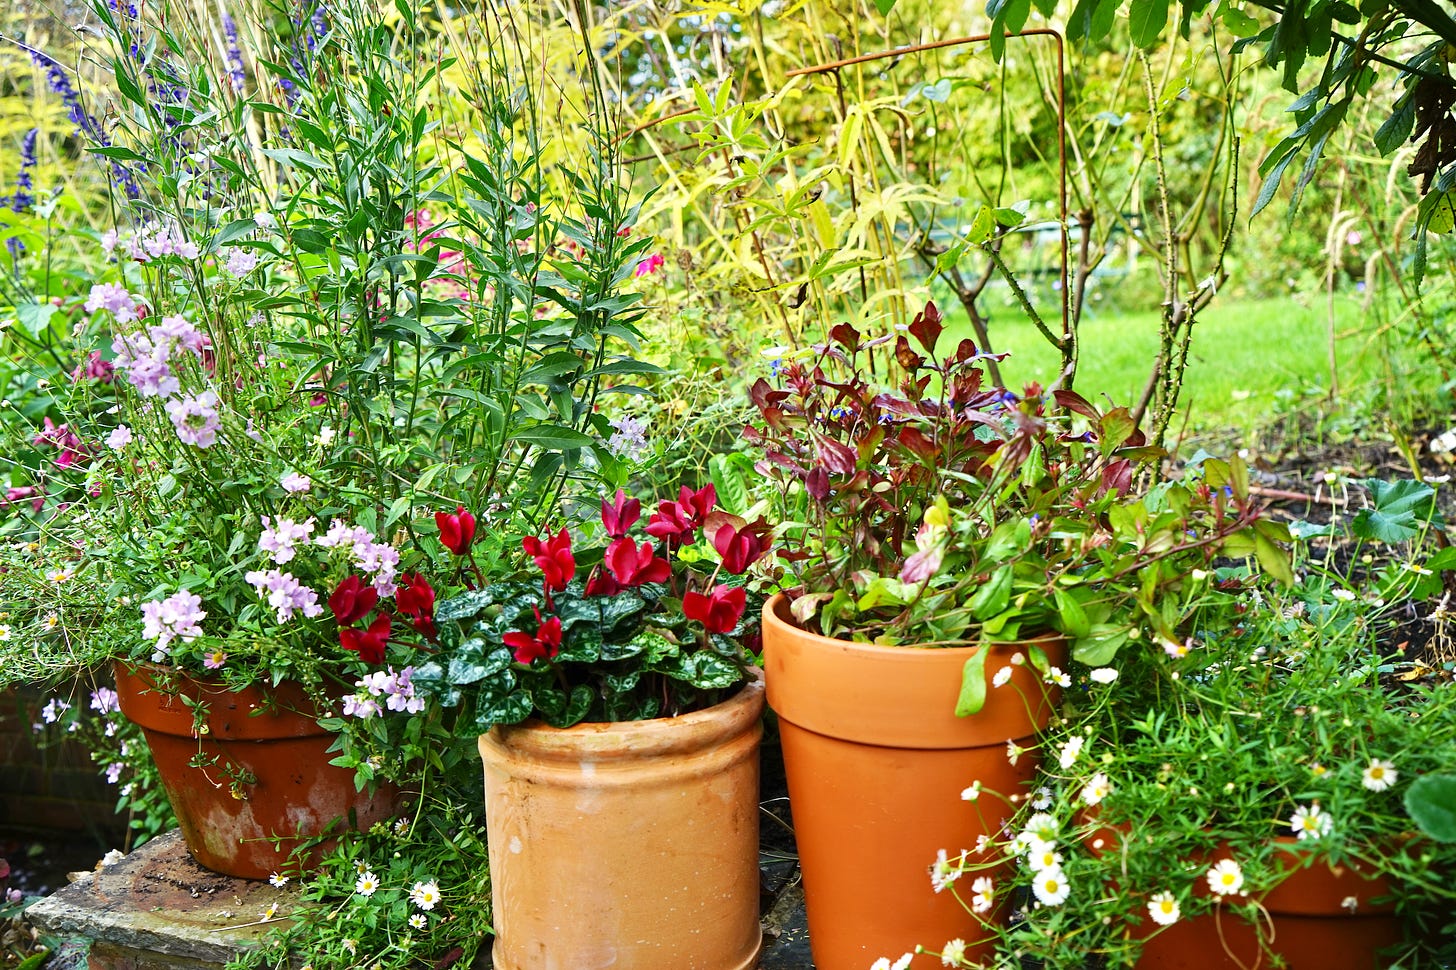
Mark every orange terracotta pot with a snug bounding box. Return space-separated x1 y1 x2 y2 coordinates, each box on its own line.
761 593 1063 970
479 670 765 970
114 663 398 880
1135 838 1403 969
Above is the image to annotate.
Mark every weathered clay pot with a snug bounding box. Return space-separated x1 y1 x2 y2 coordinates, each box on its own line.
114 663 397 880
479 669 765 970
762 593 1063 970
1136 838 1403 969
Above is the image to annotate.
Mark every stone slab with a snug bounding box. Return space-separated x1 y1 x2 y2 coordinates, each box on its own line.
25 830 297 966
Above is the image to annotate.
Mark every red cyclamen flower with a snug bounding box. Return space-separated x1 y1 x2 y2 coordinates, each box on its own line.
713 520 771 574
584 566 621 597
435 506 477 556
683 584 748 634
394 572 437 640
601 490 641 539
329 575 379 626
522 528 575 592
644 485 717 544
340 612 392 664
604 537 672 587
503 607 563 665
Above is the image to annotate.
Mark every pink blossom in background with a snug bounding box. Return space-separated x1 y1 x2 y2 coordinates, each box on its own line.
202 649 227 671
148 315 208 356
633 253 664 277
89 687 120 716
164 391 221 447
138 223 200 261
72 351 115 384
1 485 44 512
316 520 372 550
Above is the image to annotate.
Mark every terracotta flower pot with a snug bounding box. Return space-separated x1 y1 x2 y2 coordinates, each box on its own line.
761 593 1063 970
1136 838 1403 969
479 669 765 970
114 662 398 880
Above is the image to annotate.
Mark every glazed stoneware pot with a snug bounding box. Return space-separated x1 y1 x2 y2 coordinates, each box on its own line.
1136 838 1403 969
114 662 398 880
762 593 1063 970
479 669 765 970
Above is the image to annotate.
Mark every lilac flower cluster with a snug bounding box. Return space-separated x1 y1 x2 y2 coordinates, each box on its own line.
243 568 324 622
316 521 401 595
258 516 317 564
129 222 201 261
141 591 207 660
606 414 650 461
164 391 222 447
109 311 209 402
343 666 423 718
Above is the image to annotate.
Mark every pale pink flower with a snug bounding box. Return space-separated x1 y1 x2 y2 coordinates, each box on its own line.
280 472 311 493
106 425 133 450
258 516 317 564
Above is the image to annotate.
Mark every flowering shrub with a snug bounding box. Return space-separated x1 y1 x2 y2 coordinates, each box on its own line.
745 301 1287 712
418 486 773 728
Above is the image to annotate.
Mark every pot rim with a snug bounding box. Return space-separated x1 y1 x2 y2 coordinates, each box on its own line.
482 667 765 760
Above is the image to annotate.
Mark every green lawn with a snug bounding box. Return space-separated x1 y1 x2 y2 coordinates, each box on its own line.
951 293 1421 432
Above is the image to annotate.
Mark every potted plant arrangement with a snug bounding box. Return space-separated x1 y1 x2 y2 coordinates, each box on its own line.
929 498 1456 970
417 486 775 970
742 301 1287 969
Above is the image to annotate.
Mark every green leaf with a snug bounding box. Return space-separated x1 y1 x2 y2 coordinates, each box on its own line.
1406 774 1456 842
955 647 990 716
1128 0 1170 47
1253 532 1292 585
873 0 897 13
261 147 329 172
1072 625 1131 666
511 425 595 450
969 566 1012 620
16 302 57 338
1055 589 1091 638
1351 478 1438 543
1220 3 1260 37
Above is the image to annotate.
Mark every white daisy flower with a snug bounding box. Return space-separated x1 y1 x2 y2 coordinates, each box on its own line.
1030 786 1053 810
1206 859 1244 896
409 913 427 930
941 937 967 966
262 903 278 921
1057 735 1085 769
1089 667 1118 684
960 781 982 801
1289 802 1333 840
992 666 1013 688
970 876 995 913
870 955 913 970
929 849 963 894
1031 866 1071 906
1080 772 1112 807
1147 891 1180 926
409 880 441 911
1362 758 1397 792
1044 666 1071 688
1025 846 1064 872
268 872 288 888
354 871 380 896
1006 740 1025 766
